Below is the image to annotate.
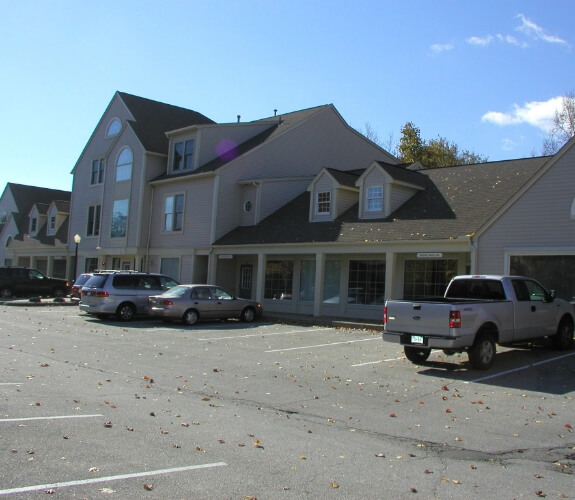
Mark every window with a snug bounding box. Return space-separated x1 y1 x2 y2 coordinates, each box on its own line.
160 258 180 281
85 257 98 272
264 260 293 300
316 191 331 215
244 200 252 213
164 194 184 231
86 205 101 236
30 217 37 233
91 159 105 185
49 216 56 233
299 260 316 301
107 118 121 136
510 255 575 301
348 259 386 304
111 199 128 238
115 148 132 182
323 260 341 304
403 259 458 300
173 140 194 171
366 186 383 212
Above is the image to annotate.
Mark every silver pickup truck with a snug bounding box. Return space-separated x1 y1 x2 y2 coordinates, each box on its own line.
383 275 574 369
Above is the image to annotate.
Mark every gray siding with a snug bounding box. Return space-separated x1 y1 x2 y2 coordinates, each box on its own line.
477 147 575 273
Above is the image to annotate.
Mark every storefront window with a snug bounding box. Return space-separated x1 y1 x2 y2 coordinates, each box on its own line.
510 255 575 301
265 260 293 300
403 259 457 300
348 259 386 304
299 260 316 301
323 260 341 304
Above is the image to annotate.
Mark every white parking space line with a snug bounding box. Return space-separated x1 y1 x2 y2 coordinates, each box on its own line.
352 356 406 367
199 327 333 341
468 351 575 384
0 383 22 386
265 337 379 353
0 414 103 423
0 462 227 496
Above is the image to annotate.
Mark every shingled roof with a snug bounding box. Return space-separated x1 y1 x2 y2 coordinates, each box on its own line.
214 156 551 246
118 92 215 155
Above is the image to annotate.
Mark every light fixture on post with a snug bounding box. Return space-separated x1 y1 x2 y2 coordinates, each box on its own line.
73 234 82 280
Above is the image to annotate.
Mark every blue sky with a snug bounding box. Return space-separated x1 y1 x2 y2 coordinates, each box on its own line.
1 0 573 191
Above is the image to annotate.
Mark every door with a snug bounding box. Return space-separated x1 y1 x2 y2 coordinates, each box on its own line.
511 278 557 341
211 286 237 319
239 265 253 299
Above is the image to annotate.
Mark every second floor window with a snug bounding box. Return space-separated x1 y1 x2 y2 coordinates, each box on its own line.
111 199 129 238
164 194 184 231
30 217 37 233
173 140 194 171
116 148 132 182
87 204 101 236
49 216 56 233
316 191 331 214
91 159 105 185
366 186 383 212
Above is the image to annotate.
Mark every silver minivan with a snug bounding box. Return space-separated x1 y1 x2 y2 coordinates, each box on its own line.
79 272 179 321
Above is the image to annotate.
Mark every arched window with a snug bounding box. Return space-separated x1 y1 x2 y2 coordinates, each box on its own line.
115 148 132 182
107 118 121 136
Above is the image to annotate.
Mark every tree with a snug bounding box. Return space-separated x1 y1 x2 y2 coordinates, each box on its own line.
397 122 487 167
542 91 575 155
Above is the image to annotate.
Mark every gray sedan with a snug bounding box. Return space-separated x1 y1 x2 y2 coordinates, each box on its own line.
147 284 263 325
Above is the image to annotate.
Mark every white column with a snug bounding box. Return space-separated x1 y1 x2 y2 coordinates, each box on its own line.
313 252 325 317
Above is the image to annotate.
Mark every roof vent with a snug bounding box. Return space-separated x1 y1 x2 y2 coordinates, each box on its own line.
237 115 241 123
274 109 277 116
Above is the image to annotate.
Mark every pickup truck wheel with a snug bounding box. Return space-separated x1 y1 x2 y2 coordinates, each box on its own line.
468 333 496 370
553 317 574 350
404 346 431 364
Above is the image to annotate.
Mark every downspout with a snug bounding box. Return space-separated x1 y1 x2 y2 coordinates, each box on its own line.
145 184 154 272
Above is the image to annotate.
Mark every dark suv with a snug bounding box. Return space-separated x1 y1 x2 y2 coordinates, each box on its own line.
0 267 70 299
79 271 179 321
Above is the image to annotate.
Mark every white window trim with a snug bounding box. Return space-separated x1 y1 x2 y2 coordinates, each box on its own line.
315 191 331 215
366 185 383 212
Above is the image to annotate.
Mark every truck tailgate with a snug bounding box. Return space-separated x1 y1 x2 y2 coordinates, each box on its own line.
385 300 455 336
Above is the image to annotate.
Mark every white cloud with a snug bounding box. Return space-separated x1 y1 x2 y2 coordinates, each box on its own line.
466 35 493 46
515 14 570 47
481 97 564 131
430 42 454 54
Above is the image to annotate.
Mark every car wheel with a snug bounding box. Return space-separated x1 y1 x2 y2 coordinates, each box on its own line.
0 287 13 299
241 307 256 322
183 309 199 325
52 287 66 298
553 317 574 350
468 332 496 370
116 303 136 321
404 346 431 364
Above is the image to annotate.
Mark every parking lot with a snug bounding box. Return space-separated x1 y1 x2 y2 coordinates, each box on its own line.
1 305 574 499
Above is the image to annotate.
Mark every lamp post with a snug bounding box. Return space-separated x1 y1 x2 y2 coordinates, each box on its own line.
73 234 82 280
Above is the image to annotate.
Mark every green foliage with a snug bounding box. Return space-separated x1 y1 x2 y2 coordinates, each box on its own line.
397 122 488 168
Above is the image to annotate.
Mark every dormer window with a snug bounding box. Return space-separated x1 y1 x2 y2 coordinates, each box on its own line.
107 118 121 136
316 191 331 215
48 216 56 234
30 217 37 233
173 140 194 171
366 186 383 212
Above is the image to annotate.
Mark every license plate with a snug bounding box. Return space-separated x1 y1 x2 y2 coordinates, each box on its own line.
411 335 424 345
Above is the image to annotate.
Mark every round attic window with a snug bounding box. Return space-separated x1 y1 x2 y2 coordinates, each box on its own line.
243 201 252 213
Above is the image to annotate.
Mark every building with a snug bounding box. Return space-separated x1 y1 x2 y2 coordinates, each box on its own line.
68 92 575 321
0 183 71 278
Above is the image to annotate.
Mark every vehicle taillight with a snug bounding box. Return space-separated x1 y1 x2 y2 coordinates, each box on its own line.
383 305 388 324
449 310 461 328
82 290 109 297
162 300 174 306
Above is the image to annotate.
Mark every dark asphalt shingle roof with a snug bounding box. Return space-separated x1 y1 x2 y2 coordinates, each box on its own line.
214 156 551 246
118 92 215 155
